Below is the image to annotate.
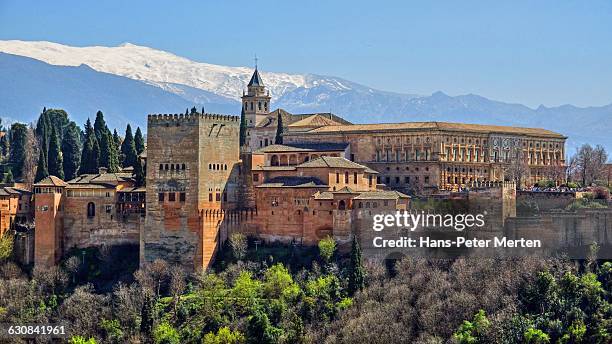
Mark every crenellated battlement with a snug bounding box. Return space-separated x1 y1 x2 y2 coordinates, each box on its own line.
468 181 516 190
147 113 239 123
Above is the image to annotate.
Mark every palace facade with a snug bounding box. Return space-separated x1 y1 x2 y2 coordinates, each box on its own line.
21 67 567 271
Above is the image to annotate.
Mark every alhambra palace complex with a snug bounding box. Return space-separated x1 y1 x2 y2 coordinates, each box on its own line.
8 67 607 271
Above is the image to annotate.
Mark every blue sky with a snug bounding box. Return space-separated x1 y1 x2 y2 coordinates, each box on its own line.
1 0 611 108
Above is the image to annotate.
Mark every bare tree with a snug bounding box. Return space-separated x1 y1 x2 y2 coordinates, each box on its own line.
573 144 608 186
503 150 530 188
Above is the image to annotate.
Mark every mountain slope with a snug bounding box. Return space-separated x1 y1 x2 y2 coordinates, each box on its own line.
0 53 236 129
0 40 610 152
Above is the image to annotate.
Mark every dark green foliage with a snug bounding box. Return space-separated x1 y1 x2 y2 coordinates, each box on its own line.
34 148 48 182
0 134 9 159
62 122 81 181
113 129 122 163
48 126 64 179
247 308 283 344
133 156 145 187
190 106 197 114
3 169 14 183
120 124 137 168
100 130 120 173
140 293 154 337
8 123 28 178
134 127 145 155
79 119 100 175
239 108 247 147
93 110 107 143
274 112 283 145
347 236 365 296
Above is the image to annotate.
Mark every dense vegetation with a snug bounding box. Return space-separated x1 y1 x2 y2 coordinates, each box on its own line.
0 234 609 343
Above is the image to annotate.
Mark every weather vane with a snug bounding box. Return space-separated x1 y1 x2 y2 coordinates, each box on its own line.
254 54 258 69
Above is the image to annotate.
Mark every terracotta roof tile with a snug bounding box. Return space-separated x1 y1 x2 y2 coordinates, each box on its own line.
34 175 68 187
297 156 370 170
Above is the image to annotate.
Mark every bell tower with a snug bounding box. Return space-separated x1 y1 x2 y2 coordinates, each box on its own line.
241 66 271 128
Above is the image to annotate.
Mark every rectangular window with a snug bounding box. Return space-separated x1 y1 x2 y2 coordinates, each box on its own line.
405 176 410 184
158 193 165 202
179 192 186 202
209 193 213 202
336 173 340 183
353 172 358 184
368 175 373 187
168 192 176 202
105 205 112 213
223 193 227 202
216 193 221 201
425 176 430 184
253 173 260 182
395 176 400 184
344 172 349 183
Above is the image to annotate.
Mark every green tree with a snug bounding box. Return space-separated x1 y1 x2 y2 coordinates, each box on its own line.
9 123 28 178
133 156 145 187
93 110 107 143
100 130 120 172
44 109 69 141
47 126 64 179
347 235 365 296
62 122 81 180
3 170 14 183
69 336 96 344
0 134 9 159
140 293 155 337
318 236 336 264
35 109 51 151
202 327 245 344
152 322 180 344
79 119 100 175
34 148 49 183
274 112 283 144
239 108 247 147
453 310 491 344
100 319 124 343
263 263 300 300
120 124 137 168
246 308 283 344
134 127 145 155
0 231 14 261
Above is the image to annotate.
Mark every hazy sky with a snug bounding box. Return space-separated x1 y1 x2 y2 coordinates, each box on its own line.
1 0 611 107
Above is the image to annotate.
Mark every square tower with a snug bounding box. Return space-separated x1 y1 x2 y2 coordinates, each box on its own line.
143 113 241 271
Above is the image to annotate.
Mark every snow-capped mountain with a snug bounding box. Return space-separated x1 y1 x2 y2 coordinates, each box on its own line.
0 40 611 153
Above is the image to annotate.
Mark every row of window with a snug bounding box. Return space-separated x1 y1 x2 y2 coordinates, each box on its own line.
376 149 431 162
159 163 186 171
379 175 430 185
243 100 269 112
158 192 187 202
209 163 228 171
208 192 228 202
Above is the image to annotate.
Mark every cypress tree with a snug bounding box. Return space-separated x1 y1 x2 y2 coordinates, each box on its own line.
3 170 14 183
0 134 9 159
93 110 107 143
9 123 28 178
274 112 283 144
134 127 145 155
134 155 145 187
347 235 365 296
100 129 120 172
120 124 137 168
34 148 48 183
79 119 99 175
113 129 123 162
35 109 51 149
239 108 247 147
62 122 81 180
190 106 197 114
47 127 64 179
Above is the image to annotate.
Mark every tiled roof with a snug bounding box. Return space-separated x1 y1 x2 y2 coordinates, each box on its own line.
335 186 357 194
66 183 114 190
297 156 370 170
304 121 565 138
256 109 351 128
68 172 133 186
248 68 264 87
288 114 344 128
353 190 411 200
0 188 10 196
118 186 146 193
256 176 328 188
313 191 334 200
254 142 349 153
252 165 297 171
34 175 68 187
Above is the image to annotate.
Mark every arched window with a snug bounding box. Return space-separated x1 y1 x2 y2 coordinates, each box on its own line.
182 163 186 170
338 200 346 210
87 202 95 218
271 155 279 166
